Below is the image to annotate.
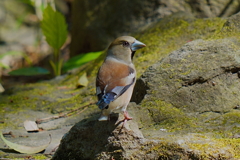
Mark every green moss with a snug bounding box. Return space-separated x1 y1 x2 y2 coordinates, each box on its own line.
0 74 98 129
141 99 196 132
217 138 240 158
186 137 240 159
222 110 240 125
142 133 240 159
187 142 222 159
146 141 184 158
1 154 49 160
132 16 227 77
31 155 49 159
148 134 238 159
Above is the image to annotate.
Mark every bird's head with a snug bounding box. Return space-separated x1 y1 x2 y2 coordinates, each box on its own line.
107 36 146 64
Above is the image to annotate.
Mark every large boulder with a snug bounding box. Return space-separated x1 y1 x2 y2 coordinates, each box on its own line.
140 38 240 113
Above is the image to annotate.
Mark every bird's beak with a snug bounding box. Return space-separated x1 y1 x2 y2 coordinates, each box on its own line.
131 40 146 51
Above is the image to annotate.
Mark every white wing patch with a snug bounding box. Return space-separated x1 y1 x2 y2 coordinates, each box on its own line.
111 86 125 97
96 86 101 95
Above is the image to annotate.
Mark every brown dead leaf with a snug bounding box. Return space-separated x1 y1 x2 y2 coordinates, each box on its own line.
77 72 88 87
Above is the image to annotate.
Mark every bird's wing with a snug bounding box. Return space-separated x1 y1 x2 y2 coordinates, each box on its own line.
96 59 135 109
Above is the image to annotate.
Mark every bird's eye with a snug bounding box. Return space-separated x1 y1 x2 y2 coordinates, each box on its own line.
122 41 130 47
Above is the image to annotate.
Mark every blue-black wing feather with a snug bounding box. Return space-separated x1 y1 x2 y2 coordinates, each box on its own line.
97 77 135 110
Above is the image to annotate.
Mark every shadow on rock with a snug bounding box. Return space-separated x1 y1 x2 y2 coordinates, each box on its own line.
52 113 118 159
52 111 145 160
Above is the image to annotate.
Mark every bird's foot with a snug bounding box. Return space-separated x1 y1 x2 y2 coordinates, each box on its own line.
124 111 132 120
122 111 132 127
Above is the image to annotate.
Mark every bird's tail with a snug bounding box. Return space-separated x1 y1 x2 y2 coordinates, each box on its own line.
97 100 109 109
97 92 115 109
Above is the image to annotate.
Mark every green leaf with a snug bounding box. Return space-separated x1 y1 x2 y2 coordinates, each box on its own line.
41 5 68 50
8 67 50 76
0 83 4 93
62 51 103 71
0 131 50 154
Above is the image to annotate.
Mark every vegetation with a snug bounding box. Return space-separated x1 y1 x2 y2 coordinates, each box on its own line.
1 1 101 78
41 5 68 76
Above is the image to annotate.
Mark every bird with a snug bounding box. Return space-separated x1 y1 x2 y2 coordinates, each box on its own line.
96 36 146 123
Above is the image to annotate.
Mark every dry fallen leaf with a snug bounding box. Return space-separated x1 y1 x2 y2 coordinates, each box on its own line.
78 72 88 87
24 120 39 132
0 131 51 154
0 83 4 93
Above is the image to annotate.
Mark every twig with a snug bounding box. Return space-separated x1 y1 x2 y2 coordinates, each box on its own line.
36 102 96 124
2 131 15 138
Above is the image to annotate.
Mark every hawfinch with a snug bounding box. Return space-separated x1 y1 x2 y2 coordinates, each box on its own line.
96 36 146 122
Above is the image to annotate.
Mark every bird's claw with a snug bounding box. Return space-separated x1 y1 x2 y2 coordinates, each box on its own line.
124 111 132 120
122 111 132 127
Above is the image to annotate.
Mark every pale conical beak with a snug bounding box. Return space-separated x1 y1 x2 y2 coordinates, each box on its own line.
131 40 146 51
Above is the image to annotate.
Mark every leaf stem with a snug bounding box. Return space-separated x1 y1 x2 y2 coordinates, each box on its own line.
52 48 62 76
